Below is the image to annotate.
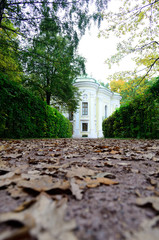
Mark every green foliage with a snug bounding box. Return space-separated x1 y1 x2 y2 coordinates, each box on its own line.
1 1 109 112
22 12 85 111
0 75 72 139
0 18 22 82
1 0 109 55
102 78 159 139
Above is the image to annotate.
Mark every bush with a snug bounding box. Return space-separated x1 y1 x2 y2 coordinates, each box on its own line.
0 75 72 138
102 78 159 139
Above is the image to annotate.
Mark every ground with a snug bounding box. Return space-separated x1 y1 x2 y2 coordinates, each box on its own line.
0 138 159 240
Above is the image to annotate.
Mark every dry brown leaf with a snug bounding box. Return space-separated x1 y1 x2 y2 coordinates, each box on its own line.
18 176 53 192
0 171 15 180
97 177 119 185
66 166 96 179
74 178 87 189
84 177 119 188
104 161 114 167
110 150 119 154
0 193 77 240
84 178 100 188
18 177 70 192
152 156 159 162
0 172 21 187
136 196 159 211
50 180 70 190
70 178 83 200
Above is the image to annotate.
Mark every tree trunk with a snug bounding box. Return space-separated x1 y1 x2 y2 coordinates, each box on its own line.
46 92 51 105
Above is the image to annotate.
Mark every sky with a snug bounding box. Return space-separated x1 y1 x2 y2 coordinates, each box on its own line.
78 0 136 84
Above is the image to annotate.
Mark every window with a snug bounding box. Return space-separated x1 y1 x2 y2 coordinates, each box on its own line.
69 111 73 121
105 105 107 118
82 102 88 115
82 123 88 131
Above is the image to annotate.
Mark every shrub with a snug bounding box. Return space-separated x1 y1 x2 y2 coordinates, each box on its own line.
102 78 159 139
0 75 72 138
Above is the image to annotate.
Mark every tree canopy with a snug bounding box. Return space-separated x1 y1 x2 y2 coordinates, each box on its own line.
22 10 85 111
1 0 109 49
101 0 159 78
108 75 156 105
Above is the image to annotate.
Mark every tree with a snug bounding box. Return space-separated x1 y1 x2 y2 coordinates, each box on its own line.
108 75 156 104
22 12 85 111
99 81 109 89
101 0 159 78
109 78 125 93
0 18 22 82
1 0 110 51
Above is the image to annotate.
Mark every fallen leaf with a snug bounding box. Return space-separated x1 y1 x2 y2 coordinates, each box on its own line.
0 171 15 180
152 156 159 162
136 196 159 211
0 193 77 240
104 161 114 167
84 177 119 188
66 166 96 179
70 178 83 200
18 177 70 192
110 150 119 154
0 172 21 187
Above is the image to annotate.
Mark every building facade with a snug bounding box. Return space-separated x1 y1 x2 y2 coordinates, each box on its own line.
65 76 122 138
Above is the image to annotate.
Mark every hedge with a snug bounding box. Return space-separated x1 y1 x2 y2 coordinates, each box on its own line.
0 75 72 138
102 78 159 139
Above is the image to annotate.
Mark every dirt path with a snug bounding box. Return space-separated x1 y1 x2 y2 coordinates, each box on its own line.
0 138 159 240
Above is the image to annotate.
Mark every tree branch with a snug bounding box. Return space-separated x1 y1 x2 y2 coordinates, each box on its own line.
8 0 81 6
133 41 159 51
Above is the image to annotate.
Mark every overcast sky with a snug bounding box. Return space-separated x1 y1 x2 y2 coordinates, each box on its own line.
78 0 136 84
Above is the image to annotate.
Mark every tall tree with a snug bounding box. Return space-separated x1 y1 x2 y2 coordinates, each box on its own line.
101 0 159 78
23 12 85 111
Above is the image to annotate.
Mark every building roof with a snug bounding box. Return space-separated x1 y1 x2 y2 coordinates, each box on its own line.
74 75 122 100
74 75 98 84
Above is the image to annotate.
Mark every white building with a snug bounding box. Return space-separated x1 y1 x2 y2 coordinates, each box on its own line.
65 76 121 138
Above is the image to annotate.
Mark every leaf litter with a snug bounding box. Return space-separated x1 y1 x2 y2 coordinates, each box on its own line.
0 138 159 240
